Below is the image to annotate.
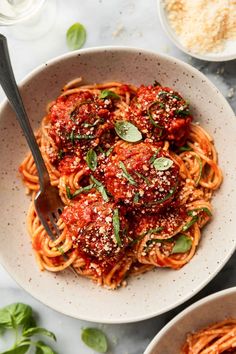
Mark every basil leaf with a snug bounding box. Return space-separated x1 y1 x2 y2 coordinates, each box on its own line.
69 130 75 145
82 118 101 128
66 185 72 199
119 161 137 186
115 121 142 142
141 226 164 238
179 145 192 152
182 216 198 232
86 149 97 171
187 207 212 217
135 171 150 186
81 327 108 353
66 22 86 50
171 234 192 254
58 150 65 160
153 157 173 171
149 148 161 164
23 327 56 341
22 314 37 332
147 101 165 129
113 209 121 246
35 341 57 354
67 184 94 199
1 345 30 354
90 176 109 202
0 303 32 329
99 90 120 100
176 109 190 116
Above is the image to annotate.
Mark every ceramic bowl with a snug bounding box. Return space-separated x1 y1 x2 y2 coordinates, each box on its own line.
0 47 235 323
158 0 236 61
144 287 236 353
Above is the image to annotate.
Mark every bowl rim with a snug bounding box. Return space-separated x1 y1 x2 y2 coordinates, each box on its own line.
157 0 236 62
144 286 236 353
0 45 236 323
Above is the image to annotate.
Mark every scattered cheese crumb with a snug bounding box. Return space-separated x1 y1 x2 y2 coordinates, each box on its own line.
164 0 236 54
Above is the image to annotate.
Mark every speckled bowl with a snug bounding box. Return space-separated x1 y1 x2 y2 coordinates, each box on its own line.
0 47 235 323
144 287 236 353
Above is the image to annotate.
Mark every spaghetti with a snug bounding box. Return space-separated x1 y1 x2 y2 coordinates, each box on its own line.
19 79 222 289
181 319 236 353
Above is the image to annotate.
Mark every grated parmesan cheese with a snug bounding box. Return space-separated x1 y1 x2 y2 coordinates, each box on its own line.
164 0 236 53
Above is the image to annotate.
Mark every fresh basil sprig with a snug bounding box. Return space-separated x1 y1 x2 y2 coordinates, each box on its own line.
114 121 142 142
0 303 57 354
86 149 98 171
153 157 173 171
99 90 120 100
81 327 108 353
112 208 121 246
66 22 86 50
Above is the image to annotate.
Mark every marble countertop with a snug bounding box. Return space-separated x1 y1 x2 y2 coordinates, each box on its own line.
0 0 236 353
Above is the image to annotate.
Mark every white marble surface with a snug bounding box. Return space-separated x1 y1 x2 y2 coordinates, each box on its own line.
0 0 236 353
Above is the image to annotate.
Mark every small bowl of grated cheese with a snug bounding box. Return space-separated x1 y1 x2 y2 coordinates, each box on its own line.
158 0 236 61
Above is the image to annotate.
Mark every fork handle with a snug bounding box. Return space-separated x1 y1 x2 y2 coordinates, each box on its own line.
0 34 50 190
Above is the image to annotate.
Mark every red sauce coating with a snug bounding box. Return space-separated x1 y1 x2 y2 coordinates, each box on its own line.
61 193 131 270
47 91 113 174
133 206 188 241
103 142 179 209
128 85 192 144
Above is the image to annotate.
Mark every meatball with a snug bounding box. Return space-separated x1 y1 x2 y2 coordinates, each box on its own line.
61 193 131 264
103 141 180 209
133 206 188 241
47 90 112 172
128 85 192 144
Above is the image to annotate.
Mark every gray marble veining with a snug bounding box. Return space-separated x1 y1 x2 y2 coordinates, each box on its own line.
0 0 235 353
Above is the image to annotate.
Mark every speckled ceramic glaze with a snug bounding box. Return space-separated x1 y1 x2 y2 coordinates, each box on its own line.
144 287 236 353
0 47 235 323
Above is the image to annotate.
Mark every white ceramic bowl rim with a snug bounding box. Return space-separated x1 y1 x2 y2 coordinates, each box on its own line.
0 46 236 323
144 286 236 353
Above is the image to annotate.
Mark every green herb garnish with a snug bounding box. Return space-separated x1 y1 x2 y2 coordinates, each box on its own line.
147 101 165 129
81 327 108 353
135 171 151 186
171 234 192 254
115 121 142 143
86 149 98 171
149 148 161 164
0 303 57 354
119 161 137 186
69 130 75 144
66 22 86 50
113 208 121 246
179 145 192 152
182 216 198 232
176 107 190 116
187 207 212 217
133 193 140 203
194 154 203 186
66 184 94 200
153 157 173 171
82 119 101 128
90 176 109 202
58 150 65 160
99 90 120 100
